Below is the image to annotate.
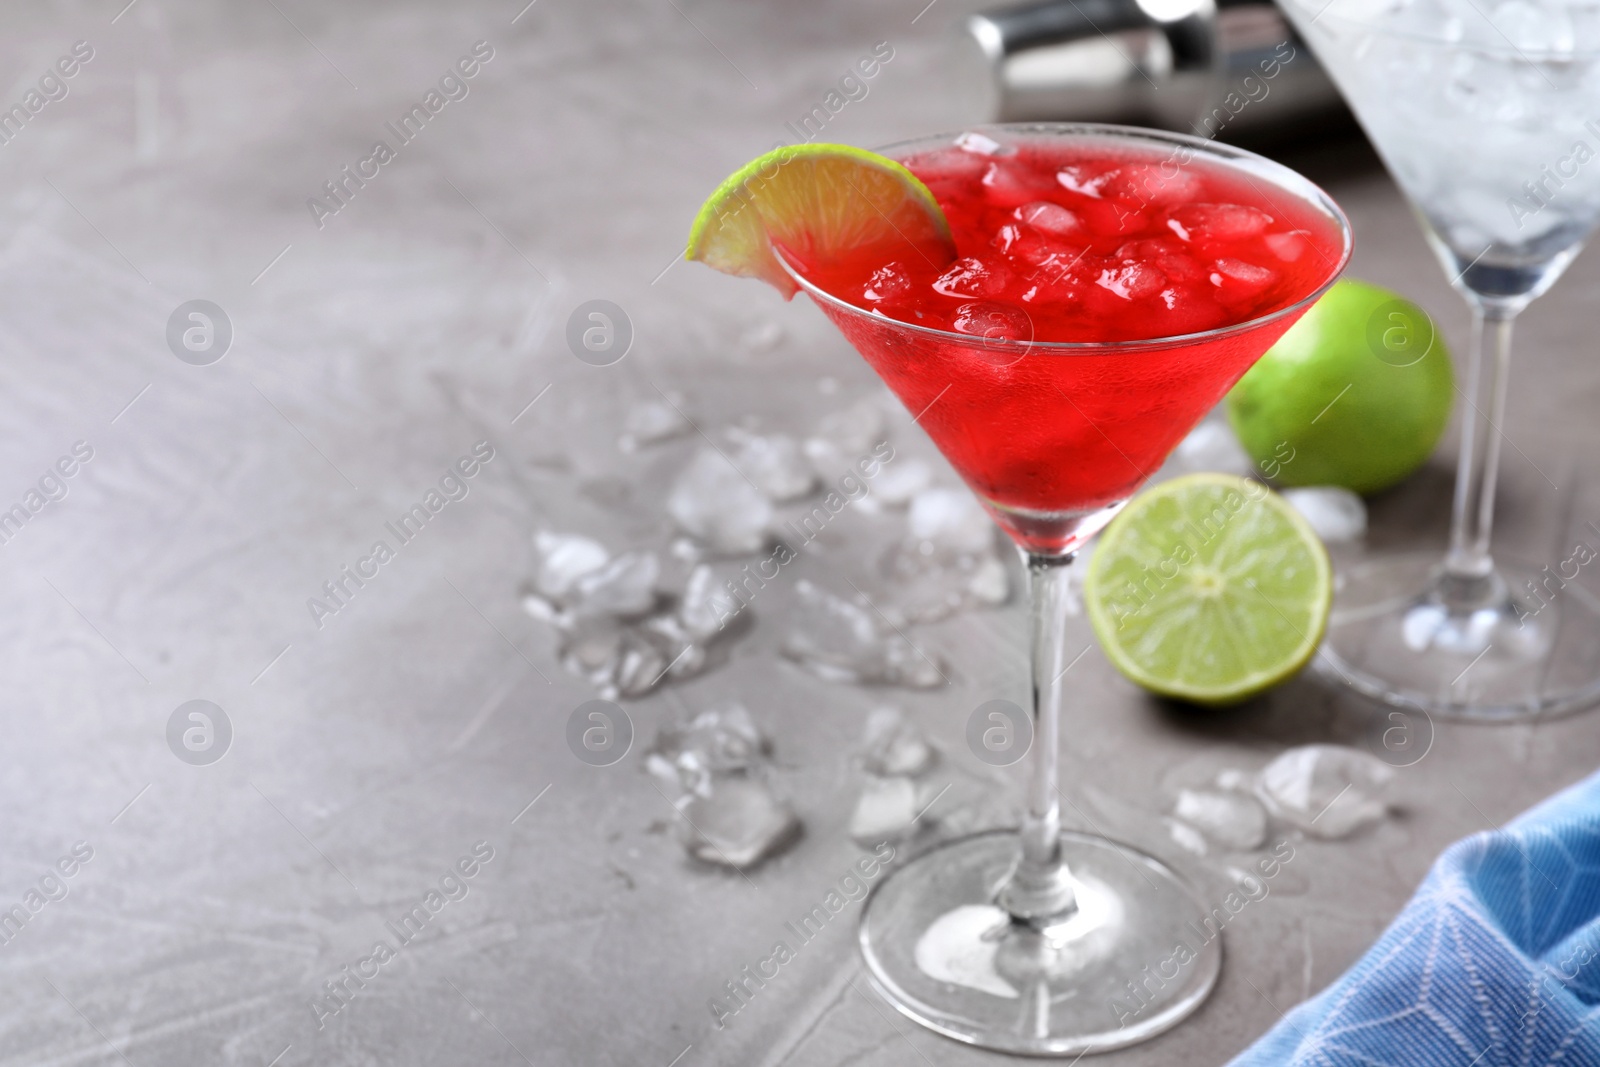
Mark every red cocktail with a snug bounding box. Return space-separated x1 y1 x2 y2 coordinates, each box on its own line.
788 133 1346 555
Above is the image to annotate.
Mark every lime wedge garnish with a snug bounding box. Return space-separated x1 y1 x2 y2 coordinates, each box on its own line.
1084 473 1332 706
686 143 955 298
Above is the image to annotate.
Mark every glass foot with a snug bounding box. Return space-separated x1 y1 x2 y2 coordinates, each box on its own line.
858 830 1221 1056
1317 550 1600 721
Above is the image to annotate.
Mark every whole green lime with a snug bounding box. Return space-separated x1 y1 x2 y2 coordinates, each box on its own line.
1226 279 1454 495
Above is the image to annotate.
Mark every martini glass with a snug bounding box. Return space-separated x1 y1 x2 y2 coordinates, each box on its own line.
779 124 1351 1055
1278 1 1600 719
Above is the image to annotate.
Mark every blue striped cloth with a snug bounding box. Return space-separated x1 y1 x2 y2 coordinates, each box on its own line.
1229 770 1600 1066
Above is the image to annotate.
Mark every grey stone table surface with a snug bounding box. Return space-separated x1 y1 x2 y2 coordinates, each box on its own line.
3 1 1600 1066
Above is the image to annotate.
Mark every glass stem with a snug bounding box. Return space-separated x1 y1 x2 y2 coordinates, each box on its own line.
1442 301 1519 596
998 550 1079 924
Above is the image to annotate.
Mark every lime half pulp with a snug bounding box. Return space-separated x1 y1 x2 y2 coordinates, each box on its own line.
1084 473 1332 706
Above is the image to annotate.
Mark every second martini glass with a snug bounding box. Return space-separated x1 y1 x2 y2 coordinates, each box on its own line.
781 124 1350 1055
1280 2 1600 720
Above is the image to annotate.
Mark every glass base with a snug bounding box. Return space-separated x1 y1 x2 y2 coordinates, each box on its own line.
858 829 1222 1056
1317 550 1600 722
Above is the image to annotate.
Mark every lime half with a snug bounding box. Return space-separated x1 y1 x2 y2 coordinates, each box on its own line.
1226 278 1454 495
1084 473 1331 706
686 143 955 298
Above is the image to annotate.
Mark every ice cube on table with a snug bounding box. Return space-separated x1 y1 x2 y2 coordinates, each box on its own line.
572 551 659 616
532 531 610 598
545 563 742 698
668 448 774 553
1173 788 1269 851
1283 486 1367 544
559 616 668 700
1216 768 1250 791
558 614 627 677
525 532 648 625
647 704 798 868
619 398 691 452
646 703 770 794
676 564 727 640
781 580 945 688
1166 817 1210 855
1257 744 1394 839
885 487 1010 623
882 541 1011 624
805 397 888 476
909 488 994 554
849 776 923 845
1172 421 1255 478
519 586 565 626
967 555 1008 605
814 397 886 453
640 613 710 679
854 774 949 844
860 706 937 777
727 428 816 502
870 457 932 508
676 777 801 869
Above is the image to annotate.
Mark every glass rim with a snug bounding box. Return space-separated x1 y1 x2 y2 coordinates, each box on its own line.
776 121 1354 354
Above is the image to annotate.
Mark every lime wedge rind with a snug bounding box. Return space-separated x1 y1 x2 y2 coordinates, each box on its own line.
686 143 953 298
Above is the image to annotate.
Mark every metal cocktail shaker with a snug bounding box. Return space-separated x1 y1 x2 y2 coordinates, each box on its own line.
950 0 1348 144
